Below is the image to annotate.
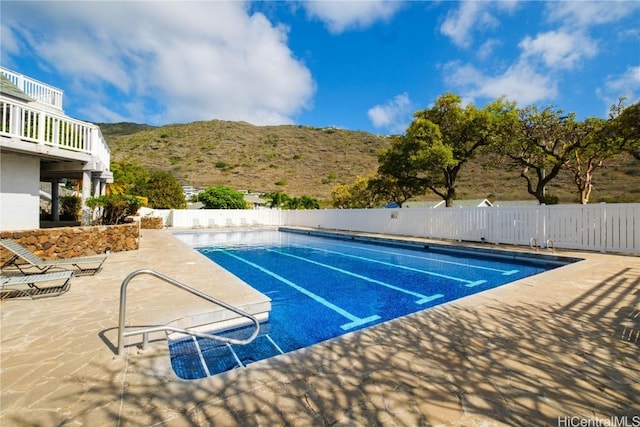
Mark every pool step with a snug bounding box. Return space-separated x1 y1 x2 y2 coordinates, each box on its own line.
165 300 271 342
169 323 284 379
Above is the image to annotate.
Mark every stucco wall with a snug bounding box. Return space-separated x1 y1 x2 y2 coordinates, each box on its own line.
0 223 139 265
0 152 40 231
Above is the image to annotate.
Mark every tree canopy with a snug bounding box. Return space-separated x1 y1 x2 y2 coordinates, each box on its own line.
609 100 640 160
402 94 518 207
331 175 381 208
264 191 320 209
136 171 186 209
108 161 185 208
198 186 247 209
374 130 454 207
109 161 150 195
498 100 639 204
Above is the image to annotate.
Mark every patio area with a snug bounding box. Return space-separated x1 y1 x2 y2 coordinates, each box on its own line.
1 228 638 426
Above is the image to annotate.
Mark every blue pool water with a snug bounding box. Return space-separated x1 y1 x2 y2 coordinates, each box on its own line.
170 229 569 379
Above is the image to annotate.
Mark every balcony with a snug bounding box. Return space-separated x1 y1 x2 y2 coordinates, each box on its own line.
0 67 63 110
0 66 111 172
0 67 113 230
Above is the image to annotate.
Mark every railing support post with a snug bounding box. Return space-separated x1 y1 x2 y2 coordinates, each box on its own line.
116 269 261 357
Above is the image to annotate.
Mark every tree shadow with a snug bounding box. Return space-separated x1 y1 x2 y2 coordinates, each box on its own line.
6 267 639 426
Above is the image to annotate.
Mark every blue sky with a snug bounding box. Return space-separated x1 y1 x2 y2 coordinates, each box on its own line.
2 1 639 134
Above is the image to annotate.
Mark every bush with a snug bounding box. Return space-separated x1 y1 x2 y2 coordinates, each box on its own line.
86 194 143 225
198 186 247 209
135 171 186 209
60 195 82 220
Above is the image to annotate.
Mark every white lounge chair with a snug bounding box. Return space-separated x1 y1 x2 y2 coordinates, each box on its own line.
0 239 106 276
1 270 74 299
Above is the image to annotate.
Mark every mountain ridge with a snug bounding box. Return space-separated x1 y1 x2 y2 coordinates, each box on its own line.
100 120 640 205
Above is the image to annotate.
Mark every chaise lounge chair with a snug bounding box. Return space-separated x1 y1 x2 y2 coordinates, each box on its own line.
1 270 74 299
0 239 106 276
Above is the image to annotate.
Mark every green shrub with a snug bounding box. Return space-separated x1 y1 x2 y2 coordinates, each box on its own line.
59 195 82 220
198 186 247 209
86 194 143 225
135 171 186 209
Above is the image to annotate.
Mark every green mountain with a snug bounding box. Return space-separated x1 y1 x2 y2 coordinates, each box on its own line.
100 120 640 205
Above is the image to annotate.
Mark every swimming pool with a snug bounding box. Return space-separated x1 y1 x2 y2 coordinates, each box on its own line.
171 229 574 379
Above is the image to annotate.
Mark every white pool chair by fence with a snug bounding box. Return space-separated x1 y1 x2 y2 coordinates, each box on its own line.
192 218 203 229
207 218 217 228
0 239 106 276
1 270 74 299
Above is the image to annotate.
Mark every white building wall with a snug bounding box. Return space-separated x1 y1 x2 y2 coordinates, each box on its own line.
0 152 40 231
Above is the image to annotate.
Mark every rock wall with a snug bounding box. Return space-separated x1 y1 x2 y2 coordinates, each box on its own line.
140 216 163 229
0 223 139 264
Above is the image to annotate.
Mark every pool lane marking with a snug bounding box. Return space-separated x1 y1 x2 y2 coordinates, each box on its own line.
302 247 486 288
192 337 212 377
220 250 381 330
322 242 519 276
227 343 245 368
265 334 285 354
269 249 444 304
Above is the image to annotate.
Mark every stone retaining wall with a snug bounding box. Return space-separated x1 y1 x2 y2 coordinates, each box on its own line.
0 223 139 264
140 216 163 229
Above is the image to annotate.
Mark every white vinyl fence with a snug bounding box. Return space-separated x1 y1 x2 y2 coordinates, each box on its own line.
144 208 283 229
145 204 639 254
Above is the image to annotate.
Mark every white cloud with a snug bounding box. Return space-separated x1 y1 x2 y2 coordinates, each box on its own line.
367 92 412 133
439 1 634 108
476 39 500 61
1 2 315 126
443 60 556 106
303 0 404 34
545 1 640 28
597 66 640 109
519 30 598 70
440 2 508 49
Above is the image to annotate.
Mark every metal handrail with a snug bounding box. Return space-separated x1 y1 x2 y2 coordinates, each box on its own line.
117 269 260 356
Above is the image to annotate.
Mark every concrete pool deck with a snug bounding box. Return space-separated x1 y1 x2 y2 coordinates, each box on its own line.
1 228 638 426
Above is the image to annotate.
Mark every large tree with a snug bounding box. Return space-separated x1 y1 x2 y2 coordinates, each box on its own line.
375 129 454 207
563 117 609 204
500 106 587 204
609 100 640 160
408 93 518 207
565 100 640 204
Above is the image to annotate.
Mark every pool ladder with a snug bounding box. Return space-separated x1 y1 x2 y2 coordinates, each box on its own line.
529 238 556 252
116 269 260 356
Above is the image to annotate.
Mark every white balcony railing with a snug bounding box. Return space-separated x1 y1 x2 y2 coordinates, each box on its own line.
0 66 64 110
0 98 110 169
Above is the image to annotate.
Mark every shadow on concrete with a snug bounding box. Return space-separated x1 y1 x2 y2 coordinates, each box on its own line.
7 267 639 426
